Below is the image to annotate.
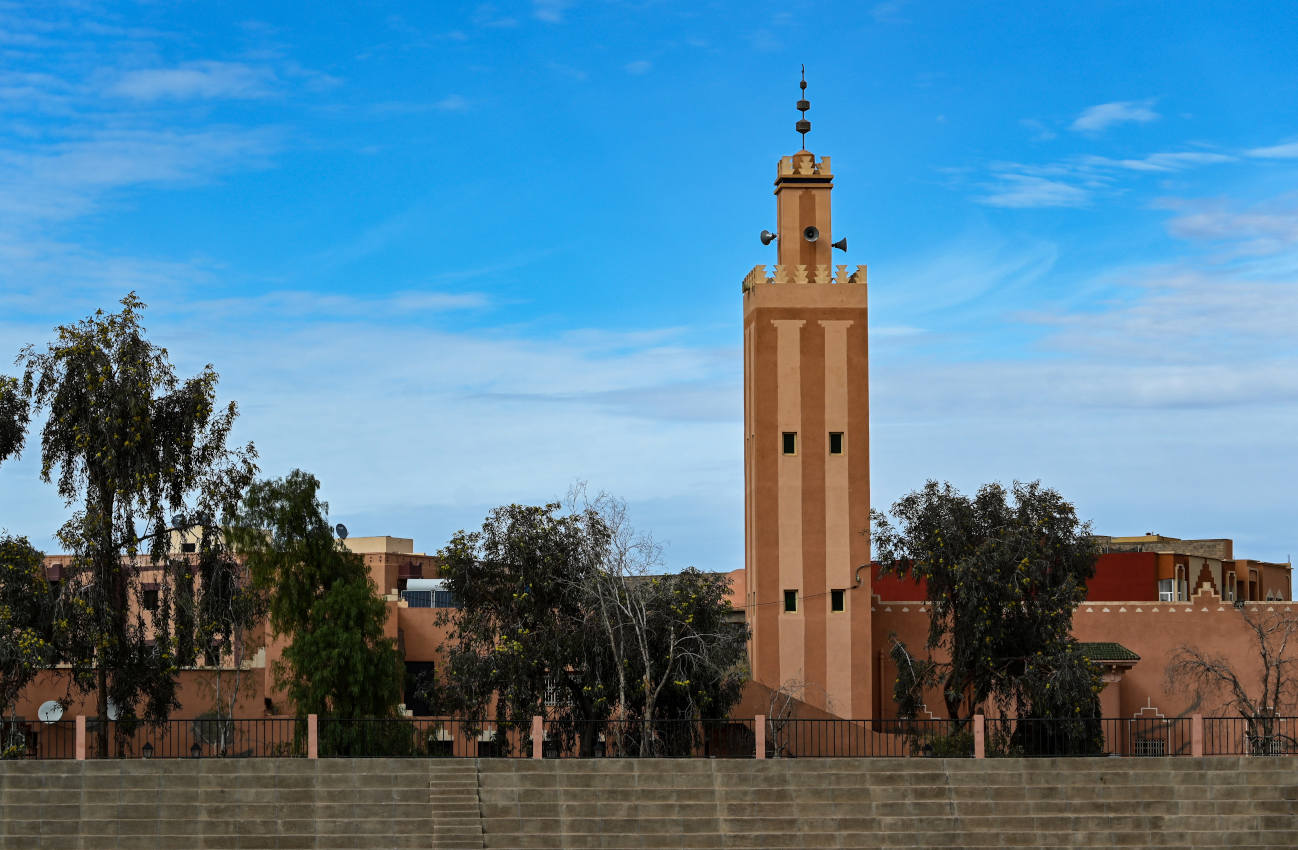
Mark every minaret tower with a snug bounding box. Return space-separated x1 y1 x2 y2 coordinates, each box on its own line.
743 71 871 718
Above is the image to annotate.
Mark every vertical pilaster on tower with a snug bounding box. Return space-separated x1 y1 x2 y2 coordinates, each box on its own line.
743 73 871 720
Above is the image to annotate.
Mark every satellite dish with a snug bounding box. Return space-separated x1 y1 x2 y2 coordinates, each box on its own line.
38 701 64 724
171 513 186 529
335 524 349 540
106 699 120 721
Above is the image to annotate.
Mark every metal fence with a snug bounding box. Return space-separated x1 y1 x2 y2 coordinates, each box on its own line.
984 716 1193 757
85 718 304 759
541 719 756 758
6 715 1298 759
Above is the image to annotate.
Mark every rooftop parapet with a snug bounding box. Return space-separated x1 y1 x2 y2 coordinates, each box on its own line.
777 153 831 178
742 264 866 292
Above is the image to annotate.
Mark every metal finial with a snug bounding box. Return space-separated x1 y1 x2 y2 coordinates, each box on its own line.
795 65 811 148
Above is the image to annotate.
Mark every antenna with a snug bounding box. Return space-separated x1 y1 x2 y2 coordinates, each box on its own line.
795 65 811 148
335 523 349 540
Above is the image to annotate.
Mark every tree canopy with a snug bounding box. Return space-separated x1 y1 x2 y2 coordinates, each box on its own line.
428 496 747 754
0 534 57 722
873 480 1101 723
0 293 257 753
229 469 402 718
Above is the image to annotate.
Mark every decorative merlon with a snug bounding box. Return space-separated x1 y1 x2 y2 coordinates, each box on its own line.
742 264 866 291
778 153 831 177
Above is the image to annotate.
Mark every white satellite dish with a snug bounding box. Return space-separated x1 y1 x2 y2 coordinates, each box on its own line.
38 701 64 724
106 699 120 721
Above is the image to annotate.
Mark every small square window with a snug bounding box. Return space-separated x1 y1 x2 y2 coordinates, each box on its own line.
181 542 196 554
829 432 844 455
830 589 845 612
782 432 797 455
142 588 159 611
783 589 798 612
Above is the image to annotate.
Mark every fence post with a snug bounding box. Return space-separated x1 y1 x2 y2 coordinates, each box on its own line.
307 714 318 759
75 715 86 760
532 715 544 759
1191 713 1203 757
973 714 985 759
754 715 765 760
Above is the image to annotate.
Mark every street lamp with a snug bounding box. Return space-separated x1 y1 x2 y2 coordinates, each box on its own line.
141 741 154 759
190 742 201 758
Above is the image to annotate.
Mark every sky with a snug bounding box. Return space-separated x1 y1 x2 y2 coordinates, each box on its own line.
1 1 1296 578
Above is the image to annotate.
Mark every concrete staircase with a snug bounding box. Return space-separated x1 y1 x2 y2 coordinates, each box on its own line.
0 757 484 849
476 757 1298 849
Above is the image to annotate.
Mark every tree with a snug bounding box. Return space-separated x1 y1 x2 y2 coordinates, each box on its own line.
229 469 402 719
873 480 1101 725
0 535 57 726
1167 605 1298 753
430 495 748 756
432 502 614 750
0 294 257 755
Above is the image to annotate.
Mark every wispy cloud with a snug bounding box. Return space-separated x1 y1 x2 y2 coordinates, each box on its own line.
1157 196 1298 257
1071 99 1159 133
870 0 910 23
107 61 276 101
1079 151 1234 172
1019 118 1057 142
1248 141 1298 159
624 60 652 76
979 173 1092 208
533 0 573 23
0 127 280 224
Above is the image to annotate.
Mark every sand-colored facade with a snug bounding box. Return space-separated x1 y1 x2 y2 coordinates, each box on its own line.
742 146 871 719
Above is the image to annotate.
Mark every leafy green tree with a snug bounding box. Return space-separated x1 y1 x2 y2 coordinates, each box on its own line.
873 480 1101 725
0 294 257 755
229 469 402 718
432 502 614 747
429 496 748 756
0 535 57 722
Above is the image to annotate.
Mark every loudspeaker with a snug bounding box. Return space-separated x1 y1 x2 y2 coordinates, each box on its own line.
831 237 847 252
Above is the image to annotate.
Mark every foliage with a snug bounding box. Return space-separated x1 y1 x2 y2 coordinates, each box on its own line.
0 534 57 717
0 293 257 754
1167 604 1298 745
229 469 402 718
431 502 613 746
428 496 748 755
873 480 1101 722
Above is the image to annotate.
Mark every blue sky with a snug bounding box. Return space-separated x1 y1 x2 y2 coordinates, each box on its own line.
1 1 1296 576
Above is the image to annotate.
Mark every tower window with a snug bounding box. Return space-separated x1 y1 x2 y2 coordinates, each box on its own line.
783 590 798 613
830 589 845 612
181 542 196 554
829 432 844 455
782 432 797 455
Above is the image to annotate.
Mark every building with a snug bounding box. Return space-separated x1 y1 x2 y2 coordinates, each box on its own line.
742 76 871 719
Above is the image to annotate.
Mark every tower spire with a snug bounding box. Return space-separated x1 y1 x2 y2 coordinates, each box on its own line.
796 65 811 149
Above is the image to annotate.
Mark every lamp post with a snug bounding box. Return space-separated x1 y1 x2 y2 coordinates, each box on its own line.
190 742 201 759
141 741 154 759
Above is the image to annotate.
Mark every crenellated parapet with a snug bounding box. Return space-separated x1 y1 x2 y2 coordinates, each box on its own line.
742 264 866 292
777 153 831 178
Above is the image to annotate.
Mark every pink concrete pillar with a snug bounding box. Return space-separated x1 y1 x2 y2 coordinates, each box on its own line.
1191 713 1204 757
307 714 318 759
75 715 86 760
754 715 766 759
532 715 544 759
973 714 985 759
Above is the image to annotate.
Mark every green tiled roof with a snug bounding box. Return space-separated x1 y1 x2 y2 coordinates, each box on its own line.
1079 642 1140 662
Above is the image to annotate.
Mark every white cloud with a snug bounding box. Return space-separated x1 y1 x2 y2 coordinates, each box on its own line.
1070 100 1159 133
1019 118 1057 142
0 127 279 225
979 173 1091 208
533 0 573 23
433 94 469 111
870 0 909 22
1247 141 1298 159
1080 151 1234 172
1157 197 1298 257
624 60 652 76
107 61 275 100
